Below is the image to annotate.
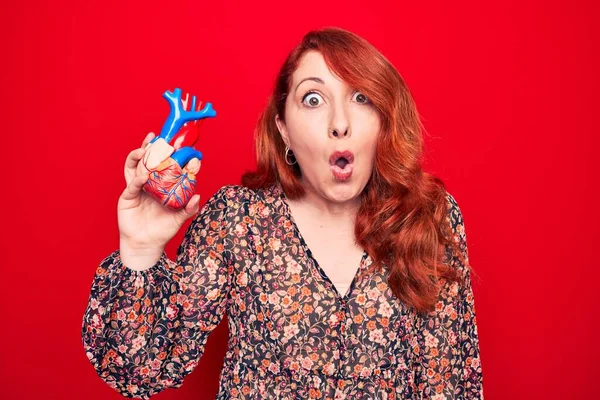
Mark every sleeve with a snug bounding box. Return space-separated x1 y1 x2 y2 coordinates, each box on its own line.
417 193 484 399
81 185 237 399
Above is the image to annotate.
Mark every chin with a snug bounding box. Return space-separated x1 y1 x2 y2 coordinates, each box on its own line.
324 180 366 203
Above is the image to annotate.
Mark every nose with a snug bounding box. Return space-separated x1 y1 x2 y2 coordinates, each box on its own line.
328 104 350 139
329 127 349 138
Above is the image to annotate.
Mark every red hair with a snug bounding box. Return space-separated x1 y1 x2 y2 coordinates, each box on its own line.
242 27 469 313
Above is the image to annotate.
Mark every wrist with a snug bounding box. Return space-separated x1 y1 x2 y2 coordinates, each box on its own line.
119 239 164 271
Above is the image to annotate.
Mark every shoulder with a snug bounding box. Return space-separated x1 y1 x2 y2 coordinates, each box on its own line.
444 191 466 239
212 183 281 204
193 185 259 232
442 190 471 276
211 184 262 205
203 184 270 217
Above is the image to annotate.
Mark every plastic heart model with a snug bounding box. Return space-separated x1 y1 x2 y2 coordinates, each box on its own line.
137 88 216 210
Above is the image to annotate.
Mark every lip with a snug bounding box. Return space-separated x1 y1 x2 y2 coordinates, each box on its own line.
329 150 354 181
329 150 355 165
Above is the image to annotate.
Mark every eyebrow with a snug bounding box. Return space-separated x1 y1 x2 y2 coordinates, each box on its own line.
295 77 324 92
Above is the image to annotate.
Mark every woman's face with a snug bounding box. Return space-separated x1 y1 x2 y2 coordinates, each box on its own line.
276 50 381 204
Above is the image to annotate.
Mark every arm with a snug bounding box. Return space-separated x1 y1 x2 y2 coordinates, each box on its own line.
418 193 484 399
81 186 235 399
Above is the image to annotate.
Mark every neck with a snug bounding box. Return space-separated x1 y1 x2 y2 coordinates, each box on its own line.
292 180 361 222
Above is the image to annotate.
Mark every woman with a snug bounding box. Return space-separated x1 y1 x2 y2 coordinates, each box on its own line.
82 27 483 399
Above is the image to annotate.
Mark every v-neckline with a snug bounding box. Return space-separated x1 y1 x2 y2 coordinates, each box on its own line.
276 183 368 302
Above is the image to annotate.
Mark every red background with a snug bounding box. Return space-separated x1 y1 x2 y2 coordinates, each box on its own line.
1 1 598 399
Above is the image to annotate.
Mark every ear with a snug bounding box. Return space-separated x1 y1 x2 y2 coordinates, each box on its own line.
275 114 290 147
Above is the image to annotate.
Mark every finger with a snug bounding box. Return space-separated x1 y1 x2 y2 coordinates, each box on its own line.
182 159 201 175
179 194 201 220
121 174 148 201
125 148 146 170
124 147 146 184
141 132 156 149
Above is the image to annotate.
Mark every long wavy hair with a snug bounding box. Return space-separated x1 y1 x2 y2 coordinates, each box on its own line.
242 27 470 314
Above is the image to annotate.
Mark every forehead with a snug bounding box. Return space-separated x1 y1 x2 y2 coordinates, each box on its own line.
292 50 343 87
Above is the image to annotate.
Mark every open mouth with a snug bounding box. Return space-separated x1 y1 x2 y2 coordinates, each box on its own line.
329 150 354 181
335 157 350 169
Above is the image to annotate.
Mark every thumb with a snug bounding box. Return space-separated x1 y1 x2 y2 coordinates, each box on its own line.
178 194 201 221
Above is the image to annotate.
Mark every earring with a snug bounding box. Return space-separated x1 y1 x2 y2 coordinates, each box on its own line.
285 146 297 165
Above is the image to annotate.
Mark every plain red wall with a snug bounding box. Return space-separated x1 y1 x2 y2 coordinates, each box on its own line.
1 0 598 399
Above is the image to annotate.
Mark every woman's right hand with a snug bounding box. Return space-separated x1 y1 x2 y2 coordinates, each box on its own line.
117 132 202 270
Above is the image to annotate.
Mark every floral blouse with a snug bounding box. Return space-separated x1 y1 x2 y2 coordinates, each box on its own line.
82 183 483 399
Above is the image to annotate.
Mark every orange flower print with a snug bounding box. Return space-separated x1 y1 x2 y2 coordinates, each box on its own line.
356 294 367 305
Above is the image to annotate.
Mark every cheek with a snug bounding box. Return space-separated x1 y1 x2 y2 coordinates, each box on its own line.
295 138 325 165
288 116 328 154
357 115 381 155
354 120 380 176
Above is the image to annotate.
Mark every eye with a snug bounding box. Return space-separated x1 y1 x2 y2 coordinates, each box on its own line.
302 91 323 108
352 91 370 104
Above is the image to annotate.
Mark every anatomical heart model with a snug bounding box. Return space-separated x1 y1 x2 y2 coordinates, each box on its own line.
137 88 216 210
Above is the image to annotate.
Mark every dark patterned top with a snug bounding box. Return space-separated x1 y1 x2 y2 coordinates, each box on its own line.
82 183 483 399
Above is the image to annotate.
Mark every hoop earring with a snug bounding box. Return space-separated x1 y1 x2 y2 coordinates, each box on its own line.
285 146 297 166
